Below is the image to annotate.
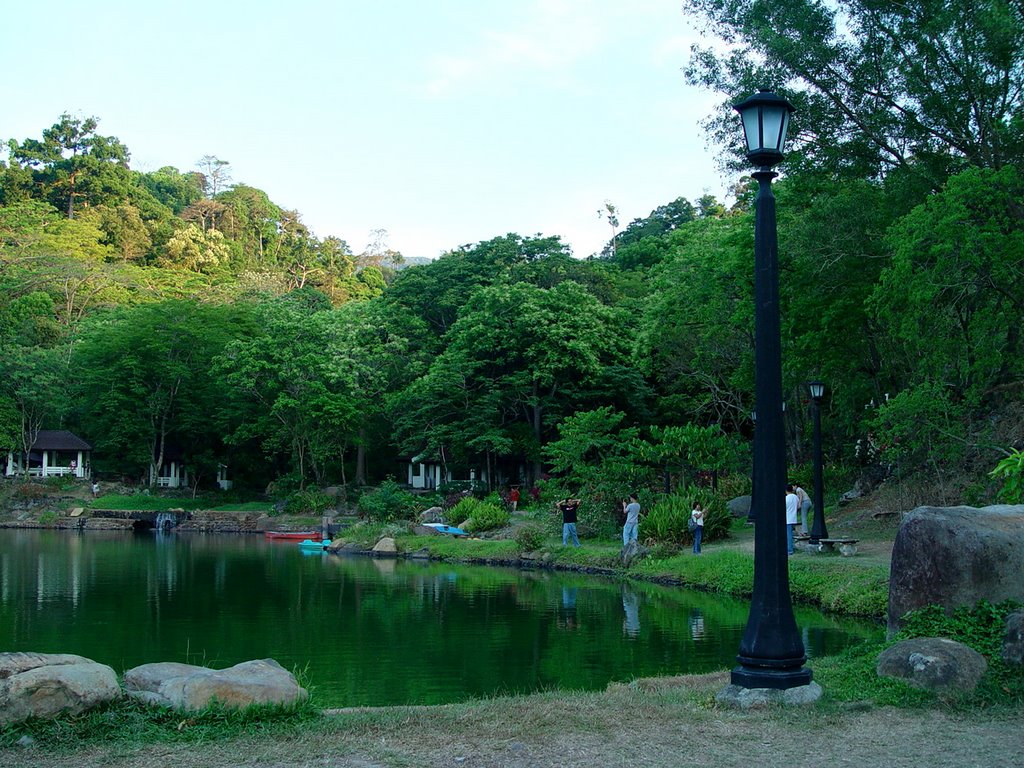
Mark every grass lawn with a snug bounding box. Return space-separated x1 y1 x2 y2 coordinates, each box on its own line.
89 494 273 513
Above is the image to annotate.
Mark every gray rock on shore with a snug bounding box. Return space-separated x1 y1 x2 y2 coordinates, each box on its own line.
0 652 121 725
876 637 987 694
1003 610 1024 666
124 659 308 711
372 536 398 556
887 505 1024 633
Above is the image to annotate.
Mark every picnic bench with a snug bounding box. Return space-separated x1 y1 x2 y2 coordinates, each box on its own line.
817 538 859 556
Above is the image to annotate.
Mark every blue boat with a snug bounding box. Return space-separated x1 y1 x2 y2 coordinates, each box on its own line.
422 523 468 537
298 538 331 550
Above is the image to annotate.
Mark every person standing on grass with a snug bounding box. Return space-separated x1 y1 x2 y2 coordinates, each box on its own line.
785 484 800 555
622 493 641 546
793 483 811 535
691 501 705 554
509 486 520 512
557 497 581 547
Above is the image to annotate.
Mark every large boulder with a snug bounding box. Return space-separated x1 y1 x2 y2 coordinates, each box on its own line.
418 507 445 524
124 659 307 711
887 505 1024 633
0 652 121 725
620 540 649 567
372 537 398 556
876 637 987 694
727 496 752 519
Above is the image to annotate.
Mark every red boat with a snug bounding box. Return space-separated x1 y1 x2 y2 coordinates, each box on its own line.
264 531 323 541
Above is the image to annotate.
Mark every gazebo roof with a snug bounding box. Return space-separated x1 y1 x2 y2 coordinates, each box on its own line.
30 430 93 451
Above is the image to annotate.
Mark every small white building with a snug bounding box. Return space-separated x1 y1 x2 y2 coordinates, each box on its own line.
406 453 450 490
153 460 188 488
403 450 527 492
217 463 233 491
5 431 93 478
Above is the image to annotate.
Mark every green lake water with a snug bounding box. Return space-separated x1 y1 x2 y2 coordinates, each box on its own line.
0 529 882 706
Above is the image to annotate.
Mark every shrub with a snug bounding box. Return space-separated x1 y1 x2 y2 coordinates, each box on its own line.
643 494 692 544
696 490 731 541
714 471 751 500
468 502 510 532
642 490 730 545
990 449 1024 504
14 482 46 499
483 491 507 510
43 475 76 491
450 497 509 532
814 599 1024 708
442 488 473 510
447 496 481 523
358 479 418 522
283 489 333 516
438 480 475 496
514 523 545 551
38 510 58 525
265 473 303 498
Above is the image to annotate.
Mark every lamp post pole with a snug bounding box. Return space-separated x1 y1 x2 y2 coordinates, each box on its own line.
730 89 811 691
748 410 756 523
808 381 828 543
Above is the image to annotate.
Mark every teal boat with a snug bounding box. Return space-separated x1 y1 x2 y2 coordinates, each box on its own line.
298 538 331 550
423 523 467 536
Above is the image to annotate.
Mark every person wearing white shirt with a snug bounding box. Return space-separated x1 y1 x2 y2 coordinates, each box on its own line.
785 485 800 555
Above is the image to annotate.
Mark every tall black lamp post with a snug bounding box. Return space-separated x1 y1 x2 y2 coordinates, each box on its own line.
730 89 811 690
808 381 828 543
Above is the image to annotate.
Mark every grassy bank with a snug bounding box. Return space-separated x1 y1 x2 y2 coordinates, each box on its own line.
89 494 274 513
632 549 889 617
344 521 890 620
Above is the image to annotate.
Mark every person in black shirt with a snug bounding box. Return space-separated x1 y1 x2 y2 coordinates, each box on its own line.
556 498 581 547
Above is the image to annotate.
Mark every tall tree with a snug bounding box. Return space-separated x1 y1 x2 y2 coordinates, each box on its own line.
71 301 249 483
873 166 1024 409
214 293 359 488
636 214 755 429
0 347 67 467
8 113 131 218
386 234 572 339
683 0 1024 184
390 281 637 482
196 155 232 198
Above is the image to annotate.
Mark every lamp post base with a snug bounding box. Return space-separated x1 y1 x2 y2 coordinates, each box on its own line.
731 664 813 690
718 680 823 709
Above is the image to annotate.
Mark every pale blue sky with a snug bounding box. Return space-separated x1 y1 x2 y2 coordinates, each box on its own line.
3 1 730 259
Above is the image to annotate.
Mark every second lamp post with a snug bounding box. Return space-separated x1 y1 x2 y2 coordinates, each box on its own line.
808 381 828 543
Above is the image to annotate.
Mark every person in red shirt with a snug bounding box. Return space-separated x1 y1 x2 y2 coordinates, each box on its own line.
509 486 520 512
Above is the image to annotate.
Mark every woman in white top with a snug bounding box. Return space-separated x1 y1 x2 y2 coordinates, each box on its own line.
691 502 705 554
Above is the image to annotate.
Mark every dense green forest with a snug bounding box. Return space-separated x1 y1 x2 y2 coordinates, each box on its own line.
2 0 1022 516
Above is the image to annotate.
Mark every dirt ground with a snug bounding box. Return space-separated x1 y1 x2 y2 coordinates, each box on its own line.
4 675 1022 768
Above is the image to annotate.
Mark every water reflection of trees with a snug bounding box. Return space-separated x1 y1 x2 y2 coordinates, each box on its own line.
0 531 882 706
